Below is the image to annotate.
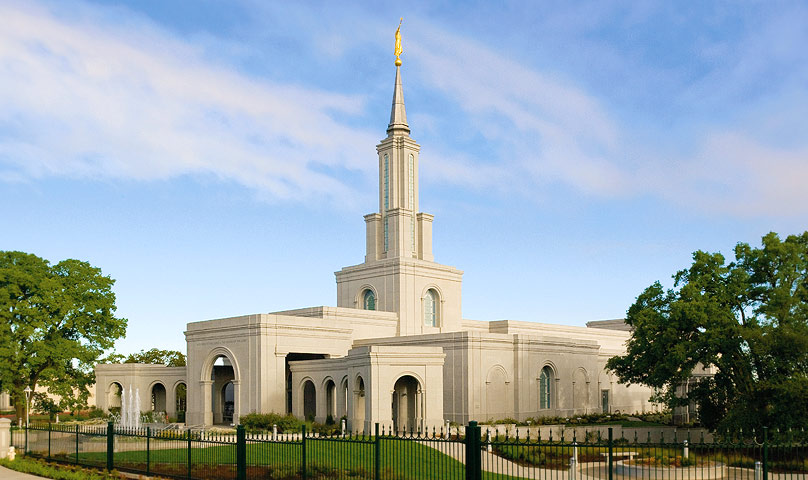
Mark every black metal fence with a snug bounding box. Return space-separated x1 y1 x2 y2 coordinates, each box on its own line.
10 421 808 480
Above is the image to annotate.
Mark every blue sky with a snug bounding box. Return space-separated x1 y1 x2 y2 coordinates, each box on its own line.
1 0 806 355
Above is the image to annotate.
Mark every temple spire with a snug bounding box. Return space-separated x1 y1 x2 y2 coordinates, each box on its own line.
388 19 409 136
387 65 410 135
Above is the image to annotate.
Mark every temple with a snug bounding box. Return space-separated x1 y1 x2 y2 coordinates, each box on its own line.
95 55 658 431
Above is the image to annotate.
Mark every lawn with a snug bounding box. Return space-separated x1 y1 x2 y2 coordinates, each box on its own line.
60 437 515 480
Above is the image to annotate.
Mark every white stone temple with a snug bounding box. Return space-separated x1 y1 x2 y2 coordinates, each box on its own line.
94 58 659 431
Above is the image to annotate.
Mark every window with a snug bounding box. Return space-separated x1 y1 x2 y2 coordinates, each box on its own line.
408 154 414 209
384 154 389 211
409 154 415 254
384 216 389 252
539 366 553 409
363 289 376 310
424 289 438 327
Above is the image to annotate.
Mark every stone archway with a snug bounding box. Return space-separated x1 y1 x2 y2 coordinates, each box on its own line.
353 376 366 431
174 382 187 422
151 382 167 413
302 380 316 421
107 382 123 411
324 379 336 421
200 348 240 426
392 375 421 433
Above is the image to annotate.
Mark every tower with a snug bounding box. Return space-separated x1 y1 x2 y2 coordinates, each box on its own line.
335 58 463 336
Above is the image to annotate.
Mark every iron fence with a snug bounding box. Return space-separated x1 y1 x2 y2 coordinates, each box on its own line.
10 421 808 480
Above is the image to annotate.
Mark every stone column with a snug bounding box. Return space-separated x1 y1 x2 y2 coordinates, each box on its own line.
232 380 241 425
0 418 10 458
201 380 213 426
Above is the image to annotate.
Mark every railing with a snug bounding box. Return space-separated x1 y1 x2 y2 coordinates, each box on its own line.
9 421 808 480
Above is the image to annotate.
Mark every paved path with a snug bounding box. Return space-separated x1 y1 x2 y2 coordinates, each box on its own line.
0 465 47 479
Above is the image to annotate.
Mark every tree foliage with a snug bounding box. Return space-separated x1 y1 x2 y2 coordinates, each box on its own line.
107 348 186 367
0 251 127 419
606 232 808 433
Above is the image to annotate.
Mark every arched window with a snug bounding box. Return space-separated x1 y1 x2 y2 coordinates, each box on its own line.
539 366 553 409
424 289 438 327
363 289 376 310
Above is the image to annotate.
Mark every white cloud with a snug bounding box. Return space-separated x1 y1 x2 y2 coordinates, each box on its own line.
0 1 378 203
403 22 626 197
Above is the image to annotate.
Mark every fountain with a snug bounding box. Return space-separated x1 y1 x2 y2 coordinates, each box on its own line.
117 384 141 429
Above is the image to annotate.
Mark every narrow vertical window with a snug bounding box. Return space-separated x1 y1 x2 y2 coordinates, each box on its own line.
384 154 389 211
424 289 438 327
411 218 416 254
363 289 376 310
539 366 553 409
409 154 415 253
408 154 414 209
384 216 389 252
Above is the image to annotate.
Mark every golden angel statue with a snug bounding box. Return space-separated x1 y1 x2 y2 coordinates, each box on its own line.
394 18 403 66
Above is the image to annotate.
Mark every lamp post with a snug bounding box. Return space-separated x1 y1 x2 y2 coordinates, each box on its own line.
23 386 32 428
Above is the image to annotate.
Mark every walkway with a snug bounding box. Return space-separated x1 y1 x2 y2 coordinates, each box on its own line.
0 465 47 479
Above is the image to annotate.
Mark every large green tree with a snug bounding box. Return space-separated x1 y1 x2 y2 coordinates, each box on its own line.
0 251 127 419
606 232 808 433
106 348 186 367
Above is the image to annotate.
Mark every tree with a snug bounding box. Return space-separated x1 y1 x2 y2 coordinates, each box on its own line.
122 348 186 367
0 251 127 420
606 232 808 433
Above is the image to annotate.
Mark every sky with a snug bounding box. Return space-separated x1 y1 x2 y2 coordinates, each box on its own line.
1 0 807 356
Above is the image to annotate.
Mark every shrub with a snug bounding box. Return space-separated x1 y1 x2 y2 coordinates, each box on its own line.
240 412 303 433
0 456 122 479
88 407 107 419
311 421 340 436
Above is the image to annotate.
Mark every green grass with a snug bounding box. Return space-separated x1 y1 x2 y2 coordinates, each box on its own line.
62 437 517 480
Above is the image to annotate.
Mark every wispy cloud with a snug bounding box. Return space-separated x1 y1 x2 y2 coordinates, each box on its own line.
2 1 806 217
408 22 625 196
0 1 377 204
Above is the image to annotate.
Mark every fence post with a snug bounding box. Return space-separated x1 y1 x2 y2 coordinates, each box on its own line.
374 423 381 480
47 422 51 460
302 424 308 480
146 426 151 475
106 421 114 472
75 424 79 464
762 427 768 480
236 425 246 480
187 428 192 479
607 427 613 480
466 421 482 480
0 418 10 459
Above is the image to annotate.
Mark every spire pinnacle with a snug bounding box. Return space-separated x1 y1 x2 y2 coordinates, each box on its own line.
387 65 410 135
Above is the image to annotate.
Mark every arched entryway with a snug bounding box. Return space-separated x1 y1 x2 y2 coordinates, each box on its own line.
221 381 235 424
200 349 239 426
302 380 316 421
392 375 421 433
353 376 366 431
324 379 336 422
175 382 187 422
107 382 123 411
151 382 167 413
